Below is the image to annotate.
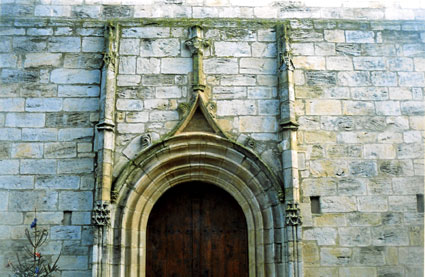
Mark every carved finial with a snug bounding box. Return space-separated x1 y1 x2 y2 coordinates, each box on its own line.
285 202 302 226
92 200 111 226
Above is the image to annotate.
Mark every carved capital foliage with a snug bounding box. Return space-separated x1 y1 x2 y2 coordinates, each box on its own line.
285 202 302 226
92 200 111 227
185 36 211 55
103 23 119 69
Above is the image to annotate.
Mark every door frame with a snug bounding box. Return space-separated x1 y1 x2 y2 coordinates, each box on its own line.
106 133 285 276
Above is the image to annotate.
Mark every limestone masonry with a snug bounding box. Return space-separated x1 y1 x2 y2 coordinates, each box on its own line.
0 1 423 276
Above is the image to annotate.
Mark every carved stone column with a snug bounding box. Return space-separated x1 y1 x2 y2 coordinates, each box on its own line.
277 24 303 277
185 25 210 94
93 22 119 277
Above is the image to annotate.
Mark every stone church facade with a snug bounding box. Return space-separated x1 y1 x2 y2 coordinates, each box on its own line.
0 1 423 276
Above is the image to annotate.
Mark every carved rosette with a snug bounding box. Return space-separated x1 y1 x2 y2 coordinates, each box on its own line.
92 200 111 226
285 202 302 226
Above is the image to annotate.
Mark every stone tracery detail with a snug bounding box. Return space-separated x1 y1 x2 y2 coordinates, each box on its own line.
92 200 111 226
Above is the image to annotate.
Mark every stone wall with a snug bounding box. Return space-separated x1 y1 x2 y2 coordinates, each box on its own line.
290 19 425 276
0 1 423 276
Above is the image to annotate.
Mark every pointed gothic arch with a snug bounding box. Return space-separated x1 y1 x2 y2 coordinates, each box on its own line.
109 132 285 276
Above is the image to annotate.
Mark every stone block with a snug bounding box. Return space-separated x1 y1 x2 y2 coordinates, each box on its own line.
58 128 93 141
120 39 140 55
34 5 71 17
0 54 17 68
349 160 378 177
239 116 277 132
72 5 102 18
339 227 371 246
0 98 24 112
155 86 182 98
393 177 424 195
379 160 414 176
58 158 93 174
9 190 57 211
389 195 417 212
371 72 397 86
403 130 422 143
403 43 425 57
397 142 423 159
320 247 352 265
258 100 279 115
324 30 345 42
251 42 276 57
59 191 93 211
353 57 386 70
51 226 81 240
1 69 39 83
215 42 250 57
36 175 79 189
0 191 8 211
305 100 341 115
375 101 401 115
24 53 61 68
357 196 388 212
161 58 192 74
64 53 103 69
221 75 256 86
248 87 276 99
119 56 137 74
63 98 98 111
343 101 374 115
336 43 362 56
103 5 132 18
305 71 336 85
11 143 43 158
204 58 238 74
337 178 367 195
51 69 100 84
25 98 62 112
313 214 346 227
292 56 325 70
321 196 357 212
149 111 179 122
326 56 353 70
353 247 386 266
0 128 21 141
44 142 76 158
136 58 160 74
240 58 276 74
290 43 314 55
338 71 370 86
345 30 375 43
117 75 141 86
352 87 388 100
364 144 396 159
140 38 180 57
117 123 145 134
58 85 100 97
372 225 409 246
399 72 425 86
217 100 257 116
72 212 92 225
0 175 33 189
389 57 414 71
116 99 143 111
48 37 80 53
121 27 170 38
6 113 45 127
300 178 337 196
303 227 337 245
21 159 56 174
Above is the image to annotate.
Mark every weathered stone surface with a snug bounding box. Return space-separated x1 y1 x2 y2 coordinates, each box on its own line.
58 191 93 211
51 69 100 84
58 158 93 174
9 190 58 211
303 227 337 245
320 247 352 265
51 226 81 240
372 226 409 246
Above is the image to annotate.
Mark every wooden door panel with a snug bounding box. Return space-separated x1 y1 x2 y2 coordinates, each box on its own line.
146 182 248 277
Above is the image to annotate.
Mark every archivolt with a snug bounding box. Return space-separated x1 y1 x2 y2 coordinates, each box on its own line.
111 133 285 276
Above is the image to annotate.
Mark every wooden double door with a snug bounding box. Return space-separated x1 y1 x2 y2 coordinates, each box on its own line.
146 182 249 277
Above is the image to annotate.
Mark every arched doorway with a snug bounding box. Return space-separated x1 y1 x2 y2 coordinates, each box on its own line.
146 182 248 276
